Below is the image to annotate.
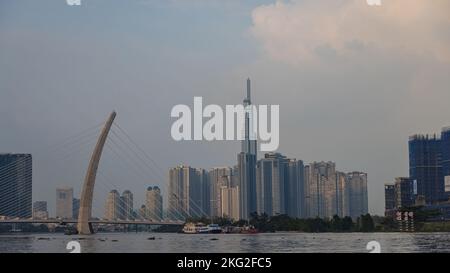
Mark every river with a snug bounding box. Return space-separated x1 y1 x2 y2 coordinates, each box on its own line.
1 232 450 253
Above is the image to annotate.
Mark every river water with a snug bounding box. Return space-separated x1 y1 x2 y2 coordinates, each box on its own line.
1 232 450 253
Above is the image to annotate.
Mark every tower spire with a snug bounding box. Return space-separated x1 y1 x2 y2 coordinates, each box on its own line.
244 78 251 105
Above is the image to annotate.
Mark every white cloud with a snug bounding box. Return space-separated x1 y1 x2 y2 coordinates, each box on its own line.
251 0 450 64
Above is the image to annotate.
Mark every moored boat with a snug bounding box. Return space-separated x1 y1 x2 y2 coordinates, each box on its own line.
182 222 223 234
207 224 222 234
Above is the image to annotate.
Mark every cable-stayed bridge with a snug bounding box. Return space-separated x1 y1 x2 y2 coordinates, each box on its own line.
0 111 208 233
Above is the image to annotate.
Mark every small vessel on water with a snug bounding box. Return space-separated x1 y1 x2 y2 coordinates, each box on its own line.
197 225 210 234
182 222 205 234
240 225 258 234
182 222 223 234
207 224 222 234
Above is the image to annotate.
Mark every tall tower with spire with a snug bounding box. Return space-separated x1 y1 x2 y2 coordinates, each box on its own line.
241 78 257 156
238 78 257 220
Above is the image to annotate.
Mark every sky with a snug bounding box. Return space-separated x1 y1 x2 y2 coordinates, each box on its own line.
1 0 449 216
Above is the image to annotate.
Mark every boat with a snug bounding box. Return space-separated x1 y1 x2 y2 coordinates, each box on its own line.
182 222 198 234
182 222 223 234
240 225 258 234
207 224 223 234
182 222 208 234
10 228 22 233
197 225 210 234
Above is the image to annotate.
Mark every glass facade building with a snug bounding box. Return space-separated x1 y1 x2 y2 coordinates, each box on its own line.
0 154 32 218
442 127 450 198
384 184 395 212
256 153 287 217
394 177 415 208
409 135 443 204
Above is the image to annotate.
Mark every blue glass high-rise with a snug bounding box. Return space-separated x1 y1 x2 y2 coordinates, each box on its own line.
0 154 32 218
442 127 450 199
409 135 443 204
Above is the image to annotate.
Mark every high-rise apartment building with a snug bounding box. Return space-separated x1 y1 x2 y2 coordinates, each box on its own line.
442 127 450 200
168 166 190 220
285 159 305 219
220 185 240 221
256 153 287 217
394 177 415 209
146 186 163 221
104 189 120 220
120 190 133 220
335 171 347 218
56 187 73 219
194 168 209 217
304 162 368 219
33 201 48 219
305 161 337 219
168 165 209 220
209 167 233 217
345 172 368 219
384 184 396 213
384 178 415 214
0 154 32 218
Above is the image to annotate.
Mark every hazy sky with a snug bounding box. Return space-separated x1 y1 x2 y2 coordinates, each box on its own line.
1 0 449 216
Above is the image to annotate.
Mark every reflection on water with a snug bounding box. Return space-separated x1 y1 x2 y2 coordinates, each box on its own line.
1 232 450 253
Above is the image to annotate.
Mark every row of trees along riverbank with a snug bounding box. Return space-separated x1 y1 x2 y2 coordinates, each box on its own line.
179 207 449 233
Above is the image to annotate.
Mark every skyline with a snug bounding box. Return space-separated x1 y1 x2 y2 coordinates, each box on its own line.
1 0 450 216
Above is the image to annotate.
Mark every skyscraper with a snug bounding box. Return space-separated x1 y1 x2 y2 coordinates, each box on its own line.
256 153 287 217
394 177 415 209
195 168 210 218
304 162 367 219
345 172 368 219
168 165 190 220
104 190 120 220
238 78 257 220
442 127 450 200
72 198 80 220
208 167 232 217
33 201 48 219
335 171 347 218
120 190 133 220
146 186 163 221
168 165 208 220
285 159 305 218
56 187 73 219
220 185 240 221
409 134 443 204
384 184 395 214
0 154 32 218
305 161 337 218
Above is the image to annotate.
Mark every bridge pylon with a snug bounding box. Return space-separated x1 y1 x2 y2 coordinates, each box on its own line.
77 111 116 235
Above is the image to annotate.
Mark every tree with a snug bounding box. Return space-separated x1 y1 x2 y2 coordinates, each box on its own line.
342 216 354 232
359 214 375 232
330 215 343 232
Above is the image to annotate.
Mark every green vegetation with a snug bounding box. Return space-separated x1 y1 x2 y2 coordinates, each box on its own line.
185 213 377 233
421 222 450 232
184 211 450 233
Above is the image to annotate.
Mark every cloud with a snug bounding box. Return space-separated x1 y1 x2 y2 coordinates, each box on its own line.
251 0 450 64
